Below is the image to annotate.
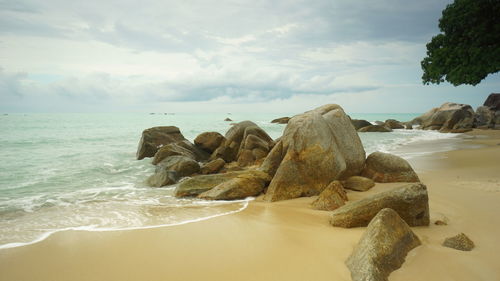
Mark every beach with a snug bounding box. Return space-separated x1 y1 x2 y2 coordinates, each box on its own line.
0 129 499 281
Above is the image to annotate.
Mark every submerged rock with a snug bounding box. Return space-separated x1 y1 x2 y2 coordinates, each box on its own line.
361 152 419 183
263 104 366 202
311 181 347 211
346 208 421 281
199 170 271 200
443 233 475 251
136 126 186 160
358 125 392 132
330 183 430 228
343 176 375 192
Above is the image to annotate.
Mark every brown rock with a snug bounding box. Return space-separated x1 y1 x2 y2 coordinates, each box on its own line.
384 119 404 129
330 183 430 228
146 169 178 187
443 233 475 251
483 93 500 111
264 104 365 201
200 158 226 174
361 152 419 183
198 171 271 200
343 176 375 192
157 155 200 178
152 142 196 165
224 118 232 121
417 102 475 132
405 122 413 130
174 171 245 197
346 208 421 281
136 126 186 160
194 132 225 153
434 220 448 226
311 181 347 211
271 117 291 124
358 125 392 132
351 119 372 130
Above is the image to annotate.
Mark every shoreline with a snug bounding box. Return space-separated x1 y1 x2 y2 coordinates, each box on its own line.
1 129 499 281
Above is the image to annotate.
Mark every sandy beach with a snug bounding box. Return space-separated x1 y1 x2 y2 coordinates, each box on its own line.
1 129 499 281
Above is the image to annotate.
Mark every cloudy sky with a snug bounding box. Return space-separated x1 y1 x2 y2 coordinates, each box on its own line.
1 0 499 113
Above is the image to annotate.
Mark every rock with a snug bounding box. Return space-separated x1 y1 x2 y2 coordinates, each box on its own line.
351 119 372 130
157 155 200 178
405 122 413 130
264 104 366 201
174 171 246 197
175 139 211 161
358 125 392 132
200 158 226 174
136 126 186 160
483 93 500 111
374 121 385 126
443 233 475 251
346 208 421 281
449 128 472 133
416 102 475 132
384 119 404 129
271 117 291 124
199 171 271 200
343 176 375 192
434 220 448 226
224 118 232 121
237 132 271 166
194 132 225 153
330 183 430 228
146 169 178 187
211 121 272 163
311 181 348 211
474 106 495 128
152 142 197 165
361 152 419 183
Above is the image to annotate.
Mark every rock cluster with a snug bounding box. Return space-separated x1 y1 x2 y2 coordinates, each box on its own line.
411 102 475 132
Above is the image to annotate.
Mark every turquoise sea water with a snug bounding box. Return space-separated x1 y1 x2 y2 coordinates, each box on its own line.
0 112 457 248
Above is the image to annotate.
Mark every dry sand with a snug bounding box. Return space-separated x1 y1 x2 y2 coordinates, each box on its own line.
1 129 499 281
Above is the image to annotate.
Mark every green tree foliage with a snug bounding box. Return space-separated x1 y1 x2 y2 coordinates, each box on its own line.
421 0 500 86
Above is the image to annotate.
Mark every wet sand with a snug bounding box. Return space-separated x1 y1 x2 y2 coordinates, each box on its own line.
1 129 499 281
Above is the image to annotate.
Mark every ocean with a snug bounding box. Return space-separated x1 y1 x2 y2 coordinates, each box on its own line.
0 112 459 248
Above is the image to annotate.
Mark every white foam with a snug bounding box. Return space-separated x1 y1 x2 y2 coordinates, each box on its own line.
0 197 253 250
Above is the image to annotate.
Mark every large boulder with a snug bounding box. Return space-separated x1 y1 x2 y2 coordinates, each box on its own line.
136 126 186 160
358 125 392 132
361 152 419 183
263 104 366 202
271 117 290 124
384 119 404 129
311 181 348 211
346 208 421 281
146 156 200 187
198 171 271 200
343 176 375 192
174 171 246 197
330 183 430 228
475 93 500 129
194 132 225 153
237 132 272 167
416 102 475 132
211 121 273 164
146 169 178 187
351 119 372 130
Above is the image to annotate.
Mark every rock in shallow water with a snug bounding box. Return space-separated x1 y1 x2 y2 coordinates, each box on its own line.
346 208 421 281
361 152 419 183
330 183 430 228
136 126 186 160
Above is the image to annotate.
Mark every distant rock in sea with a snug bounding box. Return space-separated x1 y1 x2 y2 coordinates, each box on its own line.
270 117 290 124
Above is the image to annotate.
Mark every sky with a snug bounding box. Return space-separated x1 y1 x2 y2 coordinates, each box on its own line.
0 0 499 113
